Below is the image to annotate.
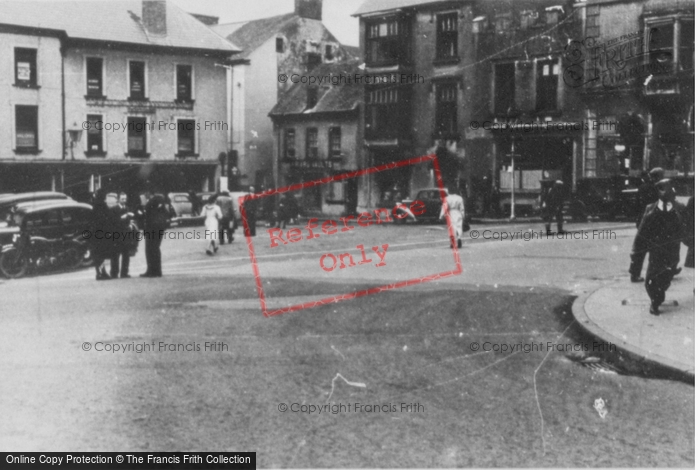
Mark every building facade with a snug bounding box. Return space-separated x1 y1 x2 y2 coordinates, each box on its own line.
0 0 242 201
270 60 363 217
570 0 694 180
354 0 693 214
212 0 356 192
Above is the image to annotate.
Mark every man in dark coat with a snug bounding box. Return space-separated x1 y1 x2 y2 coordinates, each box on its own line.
242 186 258 237
140 191 168 278
216 190 235 244
90 188 118 280
543 180 566 234
110 192 134 278
633 179 685 315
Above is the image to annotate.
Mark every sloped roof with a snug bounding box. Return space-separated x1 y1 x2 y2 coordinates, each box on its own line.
213 13 296 58
0 0 240 53
342 44 361 59
270 60 362 117
353 0 467 16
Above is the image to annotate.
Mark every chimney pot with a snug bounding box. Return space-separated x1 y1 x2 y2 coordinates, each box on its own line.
143 0 167 36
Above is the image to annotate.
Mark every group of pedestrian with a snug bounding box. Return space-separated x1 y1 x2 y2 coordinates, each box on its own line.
200 188 249 256
89 189 138 280
628 168 694 315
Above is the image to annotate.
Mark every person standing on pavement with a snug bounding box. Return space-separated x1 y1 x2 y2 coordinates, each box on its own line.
215 190 235 244
201 195 222 255
243 186 258 237
140 190 168 278
440 188 465 249
110 192 134 278
635 168 664 227
90 188 117 281
542 180 566 235
634 179 685 315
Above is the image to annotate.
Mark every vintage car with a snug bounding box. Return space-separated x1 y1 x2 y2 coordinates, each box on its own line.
167 192 204 225
0 200 93 278
392 188 471 228
0 192 72 228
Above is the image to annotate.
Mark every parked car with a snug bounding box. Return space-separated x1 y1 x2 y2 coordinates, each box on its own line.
0 192 72 228
393 188 470 228
167 192 203 226
0 200 93 278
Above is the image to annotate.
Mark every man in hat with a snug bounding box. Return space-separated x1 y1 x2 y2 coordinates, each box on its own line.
633 179 684 314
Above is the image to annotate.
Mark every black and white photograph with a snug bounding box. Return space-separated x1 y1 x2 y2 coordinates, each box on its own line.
0 0 695 468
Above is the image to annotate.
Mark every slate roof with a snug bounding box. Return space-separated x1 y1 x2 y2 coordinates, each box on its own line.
0 0 240 53
269 60 363 117
353 0 468 16
212 13 297 58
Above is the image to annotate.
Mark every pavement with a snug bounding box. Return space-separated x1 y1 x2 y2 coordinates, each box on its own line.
573 265 695 380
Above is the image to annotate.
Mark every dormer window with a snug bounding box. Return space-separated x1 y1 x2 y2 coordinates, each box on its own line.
276 37 285 53
520 10 538 29
306 88 318 109
495 13 512 33
325 44 334 61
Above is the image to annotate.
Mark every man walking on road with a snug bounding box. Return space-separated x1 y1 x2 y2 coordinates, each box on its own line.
633 179 685 315
440 188 465 249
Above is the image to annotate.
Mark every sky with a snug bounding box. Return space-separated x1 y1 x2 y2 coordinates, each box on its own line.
170 0 366 46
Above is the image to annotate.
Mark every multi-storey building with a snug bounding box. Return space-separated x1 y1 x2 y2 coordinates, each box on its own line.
212 0 356 192
269 60 363 216
354 0 693 215
0 0 242 200
354 0 587 213
570 0 694 179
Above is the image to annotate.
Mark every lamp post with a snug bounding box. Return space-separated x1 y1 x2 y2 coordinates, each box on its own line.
66 123 83 160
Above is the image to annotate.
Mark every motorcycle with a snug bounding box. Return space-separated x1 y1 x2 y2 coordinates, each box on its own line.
0 233 88 279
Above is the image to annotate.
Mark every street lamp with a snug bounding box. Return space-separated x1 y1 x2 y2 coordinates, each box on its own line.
67 123 83 160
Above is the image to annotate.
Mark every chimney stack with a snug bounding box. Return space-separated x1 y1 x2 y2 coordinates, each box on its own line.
143 0 167 36
294 0 322 21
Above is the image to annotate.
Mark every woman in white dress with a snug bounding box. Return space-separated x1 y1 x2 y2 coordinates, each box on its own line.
201 195 223 255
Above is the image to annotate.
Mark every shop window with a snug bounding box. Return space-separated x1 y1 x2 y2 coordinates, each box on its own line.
328 182 345 202
536 60 559 112
15 105 38 151
649 23 674 66
86 57 103 97
436 13 458 60
15 48 37 87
